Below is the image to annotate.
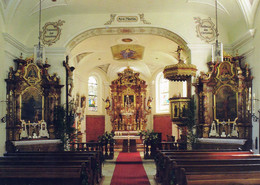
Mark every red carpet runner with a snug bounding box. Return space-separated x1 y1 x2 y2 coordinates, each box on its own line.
110 152 150 185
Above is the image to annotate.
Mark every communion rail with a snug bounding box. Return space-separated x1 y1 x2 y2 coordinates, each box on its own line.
69 142 114 159
144 141 187 159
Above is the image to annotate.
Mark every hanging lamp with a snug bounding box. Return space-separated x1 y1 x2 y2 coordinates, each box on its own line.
212 0 223 62
34 0 45 65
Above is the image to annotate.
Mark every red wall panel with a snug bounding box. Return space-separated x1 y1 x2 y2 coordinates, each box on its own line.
153 114 172 141
85 115 105 142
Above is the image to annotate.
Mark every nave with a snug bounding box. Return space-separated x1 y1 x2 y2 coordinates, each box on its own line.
101 152 157 185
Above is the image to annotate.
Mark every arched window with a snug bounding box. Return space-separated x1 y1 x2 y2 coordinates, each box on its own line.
156 72 169 113
88 76 98 111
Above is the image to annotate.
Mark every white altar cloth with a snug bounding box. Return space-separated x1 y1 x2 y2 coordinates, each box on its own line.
12 139 62 146
197 138 247 145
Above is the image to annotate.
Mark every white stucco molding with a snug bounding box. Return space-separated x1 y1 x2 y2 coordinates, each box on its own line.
187 43 212 52
3 32 29 54
187 0 229 15
231 29 255 51
66 27 189 53
3 33 66 57
237 0 259 28
241 46 255 59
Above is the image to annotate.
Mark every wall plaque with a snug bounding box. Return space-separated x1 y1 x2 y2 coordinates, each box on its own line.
194 17 216 43
41 20 65 46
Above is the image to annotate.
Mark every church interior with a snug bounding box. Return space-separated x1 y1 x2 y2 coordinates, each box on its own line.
1 0 260 184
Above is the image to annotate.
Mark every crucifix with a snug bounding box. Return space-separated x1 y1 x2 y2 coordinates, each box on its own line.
63 56 75 121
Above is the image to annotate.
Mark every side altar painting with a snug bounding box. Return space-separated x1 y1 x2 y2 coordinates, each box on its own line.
105 67 152 131
5 56 63 151
194 55 253 142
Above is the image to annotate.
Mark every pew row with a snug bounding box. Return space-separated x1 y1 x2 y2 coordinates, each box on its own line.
0 151 103 185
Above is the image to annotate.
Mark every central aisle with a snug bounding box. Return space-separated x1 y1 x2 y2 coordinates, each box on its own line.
110 152 151 185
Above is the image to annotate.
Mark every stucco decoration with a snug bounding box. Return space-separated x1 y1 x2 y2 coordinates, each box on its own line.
104 13 151 25
67 27 189 61
194 17 216 43
41 20 65 46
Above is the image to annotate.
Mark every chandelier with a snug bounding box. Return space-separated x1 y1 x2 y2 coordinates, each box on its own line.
34 0 45 65
163 46 197 81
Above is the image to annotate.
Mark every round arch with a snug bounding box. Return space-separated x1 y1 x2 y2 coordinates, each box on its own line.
66 26 191 63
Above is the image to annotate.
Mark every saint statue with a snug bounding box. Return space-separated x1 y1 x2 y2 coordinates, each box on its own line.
147 96 153 109
103 97 111 110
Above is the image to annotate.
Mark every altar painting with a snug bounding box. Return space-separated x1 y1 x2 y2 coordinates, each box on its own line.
215 85 237 122
123 95 135 107
21 87 43 122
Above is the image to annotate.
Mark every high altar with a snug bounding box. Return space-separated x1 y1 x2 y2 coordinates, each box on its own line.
106 67 151 131
5 56 63 152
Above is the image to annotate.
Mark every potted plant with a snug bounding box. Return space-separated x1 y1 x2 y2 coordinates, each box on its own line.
183 96 197 150
98 131 115 144
139 129 159 158
53 104 75 151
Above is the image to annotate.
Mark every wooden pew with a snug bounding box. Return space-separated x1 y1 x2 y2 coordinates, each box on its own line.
155 150 253 183
178 164 260 185
4 151 104 182
162 155 260 185
4 151 103 182
0 151 101 185
0 160 91 185
182 170 260 185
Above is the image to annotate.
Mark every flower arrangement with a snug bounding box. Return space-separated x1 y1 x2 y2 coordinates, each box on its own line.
138 130 159 145
98 131 115 144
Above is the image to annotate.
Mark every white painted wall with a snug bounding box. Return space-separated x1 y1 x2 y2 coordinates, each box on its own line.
0 31 7 156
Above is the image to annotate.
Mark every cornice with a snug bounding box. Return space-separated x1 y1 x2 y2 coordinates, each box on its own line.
2 33 29 54
187 43 212 52
231 29 255 50
3 33 66 56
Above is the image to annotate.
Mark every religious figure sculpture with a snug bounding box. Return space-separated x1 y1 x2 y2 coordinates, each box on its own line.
103 97 111 110
147 96 153 110
63 56 75 97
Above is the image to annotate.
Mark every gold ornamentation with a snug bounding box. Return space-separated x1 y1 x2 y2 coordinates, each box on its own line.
164 46 197 81
23 63 41 85
105 67 150 131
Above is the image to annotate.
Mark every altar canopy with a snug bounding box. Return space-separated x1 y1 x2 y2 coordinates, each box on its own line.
106 67 151 131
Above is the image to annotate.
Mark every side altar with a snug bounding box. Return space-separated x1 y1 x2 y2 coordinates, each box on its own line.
105 67 152 131
194 55 253 150
5 56 63 152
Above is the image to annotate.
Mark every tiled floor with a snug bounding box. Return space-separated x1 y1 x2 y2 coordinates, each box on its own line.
101 152 157 185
